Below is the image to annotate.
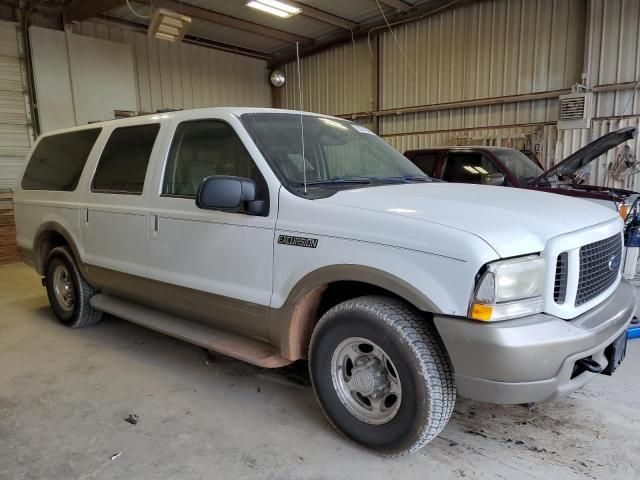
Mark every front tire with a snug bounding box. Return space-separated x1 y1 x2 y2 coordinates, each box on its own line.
309 296 455 456
44 246 102 328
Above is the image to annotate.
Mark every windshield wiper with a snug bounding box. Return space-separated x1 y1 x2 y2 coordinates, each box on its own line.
303 174 430 187
304 176 373 186
377 174 431 183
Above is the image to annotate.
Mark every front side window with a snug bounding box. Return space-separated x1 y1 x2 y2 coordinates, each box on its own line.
240 113 427 194
22 128 101 191
162 120 268 201
494 150 544 184
92 124 160 194
442 153 502 184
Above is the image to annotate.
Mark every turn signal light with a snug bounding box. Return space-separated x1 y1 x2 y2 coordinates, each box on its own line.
470 303 493 321
619 203 630 220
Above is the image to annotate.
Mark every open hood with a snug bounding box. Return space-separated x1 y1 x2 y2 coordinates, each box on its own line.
532 126 637 184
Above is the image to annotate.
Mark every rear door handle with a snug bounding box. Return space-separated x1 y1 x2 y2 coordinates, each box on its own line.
149 214 159 239
81 208 89 223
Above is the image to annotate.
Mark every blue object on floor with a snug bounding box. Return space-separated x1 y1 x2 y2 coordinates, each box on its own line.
629 325 640 339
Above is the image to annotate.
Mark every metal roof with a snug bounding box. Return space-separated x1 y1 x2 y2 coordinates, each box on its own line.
79 0 445 62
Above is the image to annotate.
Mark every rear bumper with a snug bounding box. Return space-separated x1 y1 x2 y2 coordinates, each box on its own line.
434 279 636 404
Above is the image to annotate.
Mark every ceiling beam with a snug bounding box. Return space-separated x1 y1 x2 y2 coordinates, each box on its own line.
141 0 313 45
98 15 272 60
64 0 126 23
290 1 358 30
270 0 465 67
378 0 413 10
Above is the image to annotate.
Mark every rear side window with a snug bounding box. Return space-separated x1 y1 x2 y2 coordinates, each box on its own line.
21 129 101 191
411 153 439 176
92 124 160 194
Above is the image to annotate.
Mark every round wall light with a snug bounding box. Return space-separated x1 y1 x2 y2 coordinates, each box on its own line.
270 70 286 87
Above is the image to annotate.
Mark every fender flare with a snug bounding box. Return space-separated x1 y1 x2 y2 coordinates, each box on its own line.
270 264 442 361
33 222 83 275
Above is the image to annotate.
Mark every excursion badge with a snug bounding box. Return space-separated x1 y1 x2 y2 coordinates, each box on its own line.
278 235 318 248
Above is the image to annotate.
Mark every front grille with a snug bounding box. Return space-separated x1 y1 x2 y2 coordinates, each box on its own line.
576 235 622 306
554 252 568 304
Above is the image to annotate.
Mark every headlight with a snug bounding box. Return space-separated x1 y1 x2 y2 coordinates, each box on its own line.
469 255 545 321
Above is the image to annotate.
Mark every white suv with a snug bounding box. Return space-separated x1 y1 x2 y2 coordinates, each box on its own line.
13 108 635 456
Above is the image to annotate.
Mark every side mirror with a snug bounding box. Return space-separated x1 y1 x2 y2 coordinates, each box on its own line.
196 176 265 215
481 173 505 186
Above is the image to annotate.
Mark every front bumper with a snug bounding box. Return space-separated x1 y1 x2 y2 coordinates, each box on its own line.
434 279 636 404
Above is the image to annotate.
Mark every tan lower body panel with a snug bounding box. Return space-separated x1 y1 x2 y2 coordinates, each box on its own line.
84 265 269 341
91 293 290 368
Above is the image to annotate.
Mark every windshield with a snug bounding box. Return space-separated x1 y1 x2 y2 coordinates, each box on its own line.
493 149 544 184
240 113 427 192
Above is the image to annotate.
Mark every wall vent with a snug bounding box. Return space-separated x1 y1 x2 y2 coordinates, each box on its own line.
558 92 593 129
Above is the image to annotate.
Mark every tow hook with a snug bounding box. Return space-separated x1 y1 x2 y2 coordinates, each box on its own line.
575 357 603 374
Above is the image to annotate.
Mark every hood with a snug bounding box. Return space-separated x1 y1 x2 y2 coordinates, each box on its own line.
533 126 637 183
321 183 620 258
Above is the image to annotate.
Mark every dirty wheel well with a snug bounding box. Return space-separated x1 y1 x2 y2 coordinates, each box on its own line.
287 280 435 362
38 231 68 273
317 281 409 319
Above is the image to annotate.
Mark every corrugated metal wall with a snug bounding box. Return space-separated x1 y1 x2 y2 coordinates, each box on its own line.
555 0 640 190
379 0 586 159
73 20 271 112
586 0 640 118
0 20 32 190
280 38 373 116
380 0 584 108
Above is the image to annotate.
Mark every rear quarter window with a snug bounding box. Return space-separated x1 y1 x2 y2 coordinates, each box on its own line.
21 128 101 191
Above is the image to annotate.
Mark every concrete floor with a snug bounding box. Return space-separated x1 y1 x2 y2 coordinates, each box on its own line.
1 263 639 480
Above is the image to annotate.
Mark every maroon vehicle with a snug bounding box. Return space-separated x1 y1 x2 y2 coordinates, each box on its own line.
404 127 637 211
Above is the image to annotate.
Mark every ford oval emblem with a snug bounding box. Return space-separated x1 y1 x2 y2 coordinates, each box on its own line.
608 254 621 272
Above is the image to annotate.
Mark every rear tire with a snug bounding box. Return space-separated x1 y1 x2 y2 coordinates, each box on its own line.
44 246 102 328
309 295 455 456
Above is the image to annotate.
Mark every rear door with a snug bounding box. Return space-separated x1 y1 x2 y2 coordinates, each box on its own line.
81 123 161 277
145 112 276 340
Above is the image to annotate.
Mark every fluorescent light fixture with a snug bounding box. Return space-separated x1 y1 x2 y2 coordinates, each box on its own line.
463 165 480 174
148 8 191 42
247 0 301 18
476 166 488 174
258 0 301 14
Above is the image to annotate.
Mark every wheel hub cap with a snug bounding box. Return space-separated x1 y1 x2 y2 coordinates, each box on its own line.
330 337 402 425
352 357 389 398
52 264 75 312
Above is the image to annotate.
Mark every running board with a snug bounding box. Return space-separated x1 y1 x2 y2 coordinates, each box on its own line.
90 293 290 368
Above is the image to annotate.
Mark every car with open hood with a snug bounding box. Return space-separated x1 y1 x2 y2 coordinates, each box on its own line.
13 108 636 456
404 126 638 214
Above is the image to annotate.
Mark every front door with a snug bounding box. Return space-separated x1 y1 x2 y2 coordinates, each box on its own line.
146 114 276 340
